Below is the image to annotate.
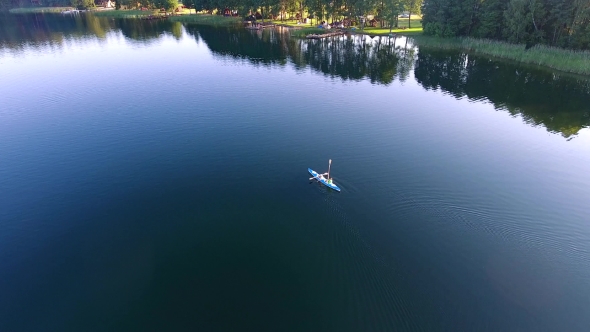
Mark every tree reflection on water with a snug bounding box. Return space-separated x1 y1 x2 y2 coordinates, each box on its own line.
2 13 588 138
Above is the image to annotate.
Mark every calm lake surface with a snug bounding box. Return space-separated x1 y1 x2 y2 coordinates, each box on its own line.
1 13 590 331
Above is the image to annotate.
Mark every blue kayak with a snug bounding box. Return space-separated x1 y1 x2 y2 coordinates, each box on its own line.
308 168 341 192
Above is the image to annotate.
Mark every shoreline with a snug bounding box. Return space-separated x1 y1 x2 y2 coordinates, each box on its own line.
282 26 590 76
413 36 590 76
6 9 589 76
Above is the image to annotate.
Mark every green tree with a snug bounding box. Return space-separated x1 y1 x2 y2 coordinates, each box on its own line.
384 0 403 31
71 0 95 8
403 0 421 28
472 0 508 39
166 0 178 11
154 0 178 11
504 0 530 42
421 0 457 36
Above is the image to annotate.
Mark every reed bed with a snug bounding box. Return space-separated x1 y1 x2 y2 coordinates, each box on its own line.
414 36 590 76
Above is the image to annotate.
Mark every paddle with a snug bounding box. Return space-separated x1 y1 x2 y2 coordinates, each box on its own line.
309 159 332 181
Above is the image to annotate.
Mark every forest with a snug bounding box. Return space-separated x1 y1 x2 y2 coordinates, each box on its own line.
422 0 590 49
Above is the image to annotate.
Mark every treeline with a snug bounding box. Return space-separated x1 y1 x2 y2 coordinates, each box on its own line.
189 0 422 28
1 0 424 30
421 0 590 49
0 0 93 10
1 0 176 10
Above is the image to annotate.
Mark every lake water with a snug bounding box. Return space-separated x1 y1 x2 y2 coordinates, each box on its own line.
1 13 590 331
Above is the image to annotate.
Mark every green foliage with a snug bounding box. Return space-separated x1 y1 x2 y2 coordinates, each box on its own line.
472 0 507 39
382 0 404 29
503 0 528 43
422 0 590 50
421 0 462 37
70 0 95 8
166 0 178 11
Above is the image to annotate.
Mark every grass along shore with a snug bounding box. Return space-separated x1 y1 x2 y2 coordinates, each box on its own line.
92 9 159 18
169 14 241 25
91 10 240 25
353 17 422 35
414 36 590 76
9 7 74 13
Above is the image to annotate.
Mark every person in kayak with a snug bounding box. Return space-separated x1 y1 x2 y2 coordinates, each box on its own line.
321 173 333 184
